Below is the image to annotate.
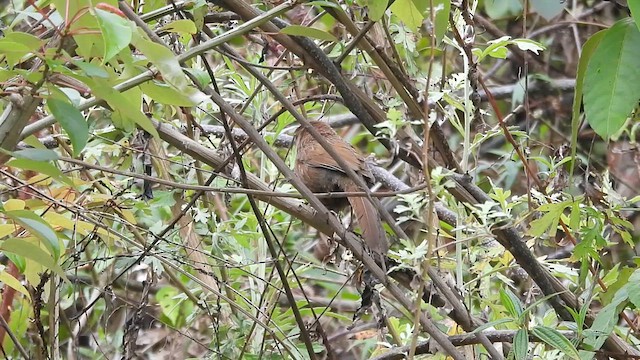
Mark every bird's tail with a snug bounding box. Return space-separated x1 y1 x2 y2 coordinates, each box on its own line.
345 183 388 257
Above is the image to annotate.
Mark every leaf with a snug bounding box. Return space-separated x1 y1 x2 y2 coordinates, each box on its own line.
280 25 338 43
131 30 206 105
160 19 197 34
364 0 389 21
0 271 31 300
85 77 159 137
531 326 580 359
630 0 640 32
140 81 203 106
3 199 25 211
530 0 565 21
390 0 425 30
570 29 606 176
11 149 59 161
626 269 640 308
156 286 180 326
0 41 33 65
513 329 529 360
7 158 73 187
583 19 640 138
95 8 133 63
47 97 89 156
4 210 61 260
500 288 523 319
1 238 68 282
433 0 450 44
483 0 522 19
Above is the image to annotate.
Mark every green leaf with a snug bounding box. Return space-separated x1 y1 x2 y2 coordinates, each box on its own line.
531 326 580 359
570 29 606 176
156 286 180 326
500 288 523 319
483 0 522 19
0 271 31 300
132 30 206 105
12 149 59 161
0 41 33 66
630 0 640 32
6 158 73 186
73 59 110 78
433 0 450 44
95 8 133 63
390 0 425 30
160 19 197 34
583 19 640 138
140 81 201 106
2 32 44 52
85 77 159 137
4 210 60 260
47 97 89 156
280 25 339 43
626 269 640 308
530 0 565 21
364 0 389 21
513 329 529 360
1 238 68 282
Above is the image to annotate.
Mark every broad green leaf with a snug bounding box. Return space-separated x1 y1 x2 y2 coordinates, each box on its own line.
2 32 44 52
630 0 640 32
626 269 640 308
433 0 450 44
0 271 30 300
513 329 529 360
85 77 158 137
73 59 110 78
140 81 203 106
570 29 606 176
132 31 206 104
156 286 180 326
390 0 425 30
1 238 68 282
0 41 33 65
531 326 580 359
160 19 197 34
7 158 73 186
5 210 61 260
280 25 338 43
531 0 565 21
95 8 133 63
484 0 522 19
47 97 89 156
12 149 59 161
583 19 640 138
364 0 389 21
500 288 523 319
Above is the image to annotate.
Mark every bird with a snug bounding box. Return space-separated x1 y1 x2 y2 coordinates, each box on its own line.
293 121 388 258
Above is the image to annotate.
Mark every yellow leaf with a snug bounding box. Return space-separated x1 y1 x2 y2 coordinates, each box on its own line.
0 271 31 300
0 224 15 239
120 209 137 225
4 199 25 211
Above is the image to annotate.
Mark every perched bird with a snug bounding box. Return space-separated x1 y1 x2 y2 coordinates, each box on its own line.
293 121 388 257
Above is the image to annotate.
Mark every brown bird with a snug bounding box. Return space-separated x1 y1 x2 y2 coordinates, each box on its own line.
293 121 388 257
